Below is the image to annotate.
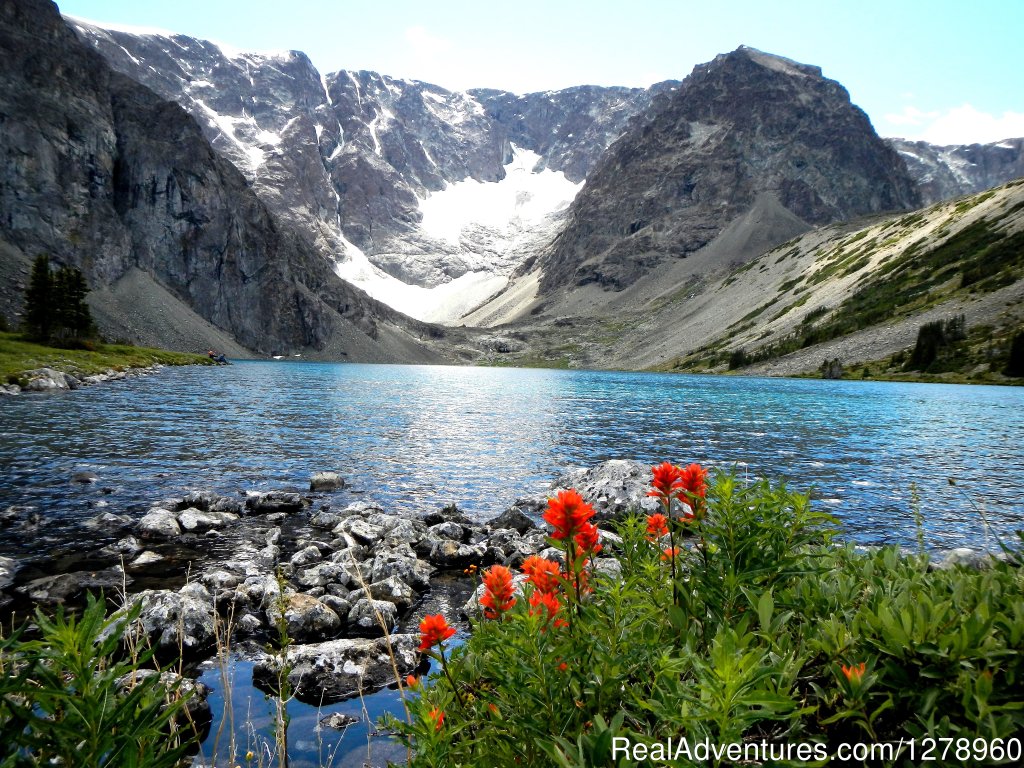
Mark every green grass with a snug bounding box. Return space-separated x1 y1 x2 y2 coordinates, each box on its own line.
0 332 212 384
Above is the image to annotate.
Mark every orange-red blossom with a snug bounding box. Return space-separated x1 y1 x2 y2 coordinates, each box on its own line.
529 590 568 628
480 564 517 619
521 554 561 594
841 662 867 683
428 707 444 731
646 513 669 539
648 461 685 501
418 614 456 651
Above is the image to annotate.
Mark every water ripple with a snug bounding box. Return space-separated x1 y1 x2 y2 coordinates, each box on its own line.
1 362 1022 552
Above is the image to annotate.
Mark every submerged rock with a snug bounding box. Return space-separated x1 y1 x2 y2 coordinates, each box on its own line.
245 491 309 515
310 472 346 492
252 634 419 703
18 567 130 603
178 506 239 532
0 556 19 591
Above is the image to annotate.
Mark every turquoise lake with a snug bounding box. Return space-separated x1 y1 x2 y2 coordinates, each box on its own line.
1 360 1022 550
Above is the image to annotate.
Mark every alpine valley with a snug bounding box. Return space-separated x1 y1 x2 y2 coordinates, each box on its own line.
2 0 1022 377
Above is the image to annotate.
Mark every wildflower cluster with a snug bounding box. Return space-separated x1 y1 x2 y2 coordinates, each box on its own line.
390 465 1024 768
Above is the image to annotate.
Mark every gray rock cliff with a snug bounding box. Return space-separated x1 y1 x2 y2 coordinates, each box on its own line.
536 47 922 293
1 0 446 360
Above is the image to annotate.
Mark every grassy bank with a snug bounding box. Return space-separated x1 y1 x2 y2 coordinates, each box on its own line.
0 331 213 384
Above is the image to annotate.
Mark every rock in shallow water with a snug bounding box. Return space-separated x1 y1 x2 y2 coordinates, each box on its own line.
137 507 182 538
252 634 419 703
310 472 346 492
121 583 217 655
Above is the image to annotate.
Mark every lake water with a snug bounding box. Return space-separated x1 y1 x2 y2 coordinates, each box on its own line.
3 361 1023 765
2 361 1023 552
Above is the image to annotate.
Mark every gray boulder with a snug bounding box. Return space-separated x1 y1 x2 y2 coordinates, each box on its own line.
138 508 182 539
310 472 346 492
428 539 486 569
279 593 342 643
18 567 129 603
124 583 216 654
290 545 324 568
346 575 416 612
485 507 538 534
178 507 239 532
252 634 419 703
334 518 384 546
546 460 660 522
0 556 19 591
428 521 466 542
347 598 398 636
245 491 308 515
294 561 351 590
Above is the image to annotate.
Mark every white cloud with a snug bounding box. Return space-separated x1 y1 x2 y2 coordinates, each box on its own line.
884 103 1024 145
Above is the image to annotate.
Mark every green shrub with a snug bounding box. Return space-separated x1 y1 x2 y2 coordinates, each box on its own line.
0 594 201 767
391 469 1024 767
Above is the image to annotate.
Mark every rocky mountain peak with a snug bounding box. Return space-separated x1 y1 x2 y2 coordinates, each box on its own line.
534 47 921 294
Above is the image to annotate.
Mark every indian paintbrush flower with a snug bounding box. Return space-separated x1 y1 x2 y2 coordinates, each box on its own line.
544 488 596 542
479 564 517 619
646 512 669 539
418 614 456 651
840 662 867 683
520 555 562 594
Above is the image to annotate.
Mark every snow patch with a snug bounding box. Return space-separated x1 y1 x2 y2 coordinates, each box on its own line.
333 235 507 323
418 145 582 245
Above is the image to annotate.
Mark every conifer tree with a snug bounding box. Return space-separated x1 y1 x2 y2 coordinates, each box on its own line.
22 256 95 343
23 255 53 341
1006 332 1024 378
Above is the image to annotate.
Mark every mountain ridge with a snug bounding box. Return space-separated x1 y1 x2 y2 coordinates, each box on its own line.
0 0 451 362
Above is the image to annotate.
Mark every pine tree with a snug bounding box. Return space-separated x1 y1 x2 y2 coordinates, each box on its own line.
64 268 94 339
1006 332 1024 378
23 255 53 341
21 256 95 343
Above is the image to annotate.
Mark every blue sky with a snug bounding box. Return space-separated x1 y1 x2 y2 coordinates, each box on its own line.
58 0 1024 144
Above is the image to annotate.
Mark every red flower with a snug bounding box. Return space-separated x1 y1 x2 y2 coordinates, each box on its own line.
405 675 419 689
557 661 568 672
529 590 567 627
661 546 680 562
679 463 708 499
520 555 562 594
840 662 866 682
418 614 456 651
574 522 602 555
646 513 669 539
544 489 595 541
428 707 444 731
480 565 517 619
648 462 684 500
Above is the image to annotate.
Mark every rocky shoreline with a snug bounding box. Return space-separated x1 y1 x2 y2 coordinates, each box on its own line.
0 460 1013 713
0 364 171 396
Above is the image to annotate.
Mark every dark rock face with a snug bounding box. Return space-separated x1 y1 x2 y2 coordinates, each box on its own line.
537 47 922 293
888 138 1024 205
0 0 443 359
62 20 682 298
469 83 680 183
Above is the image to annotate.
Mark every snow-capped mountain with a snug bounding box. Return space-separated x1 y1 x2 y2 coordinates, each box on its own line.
66 17 672 322
887 138 1024 205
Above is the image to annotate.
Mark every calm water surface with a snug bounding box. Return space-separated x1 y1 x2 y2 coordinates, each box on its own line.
1 361 1023 551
